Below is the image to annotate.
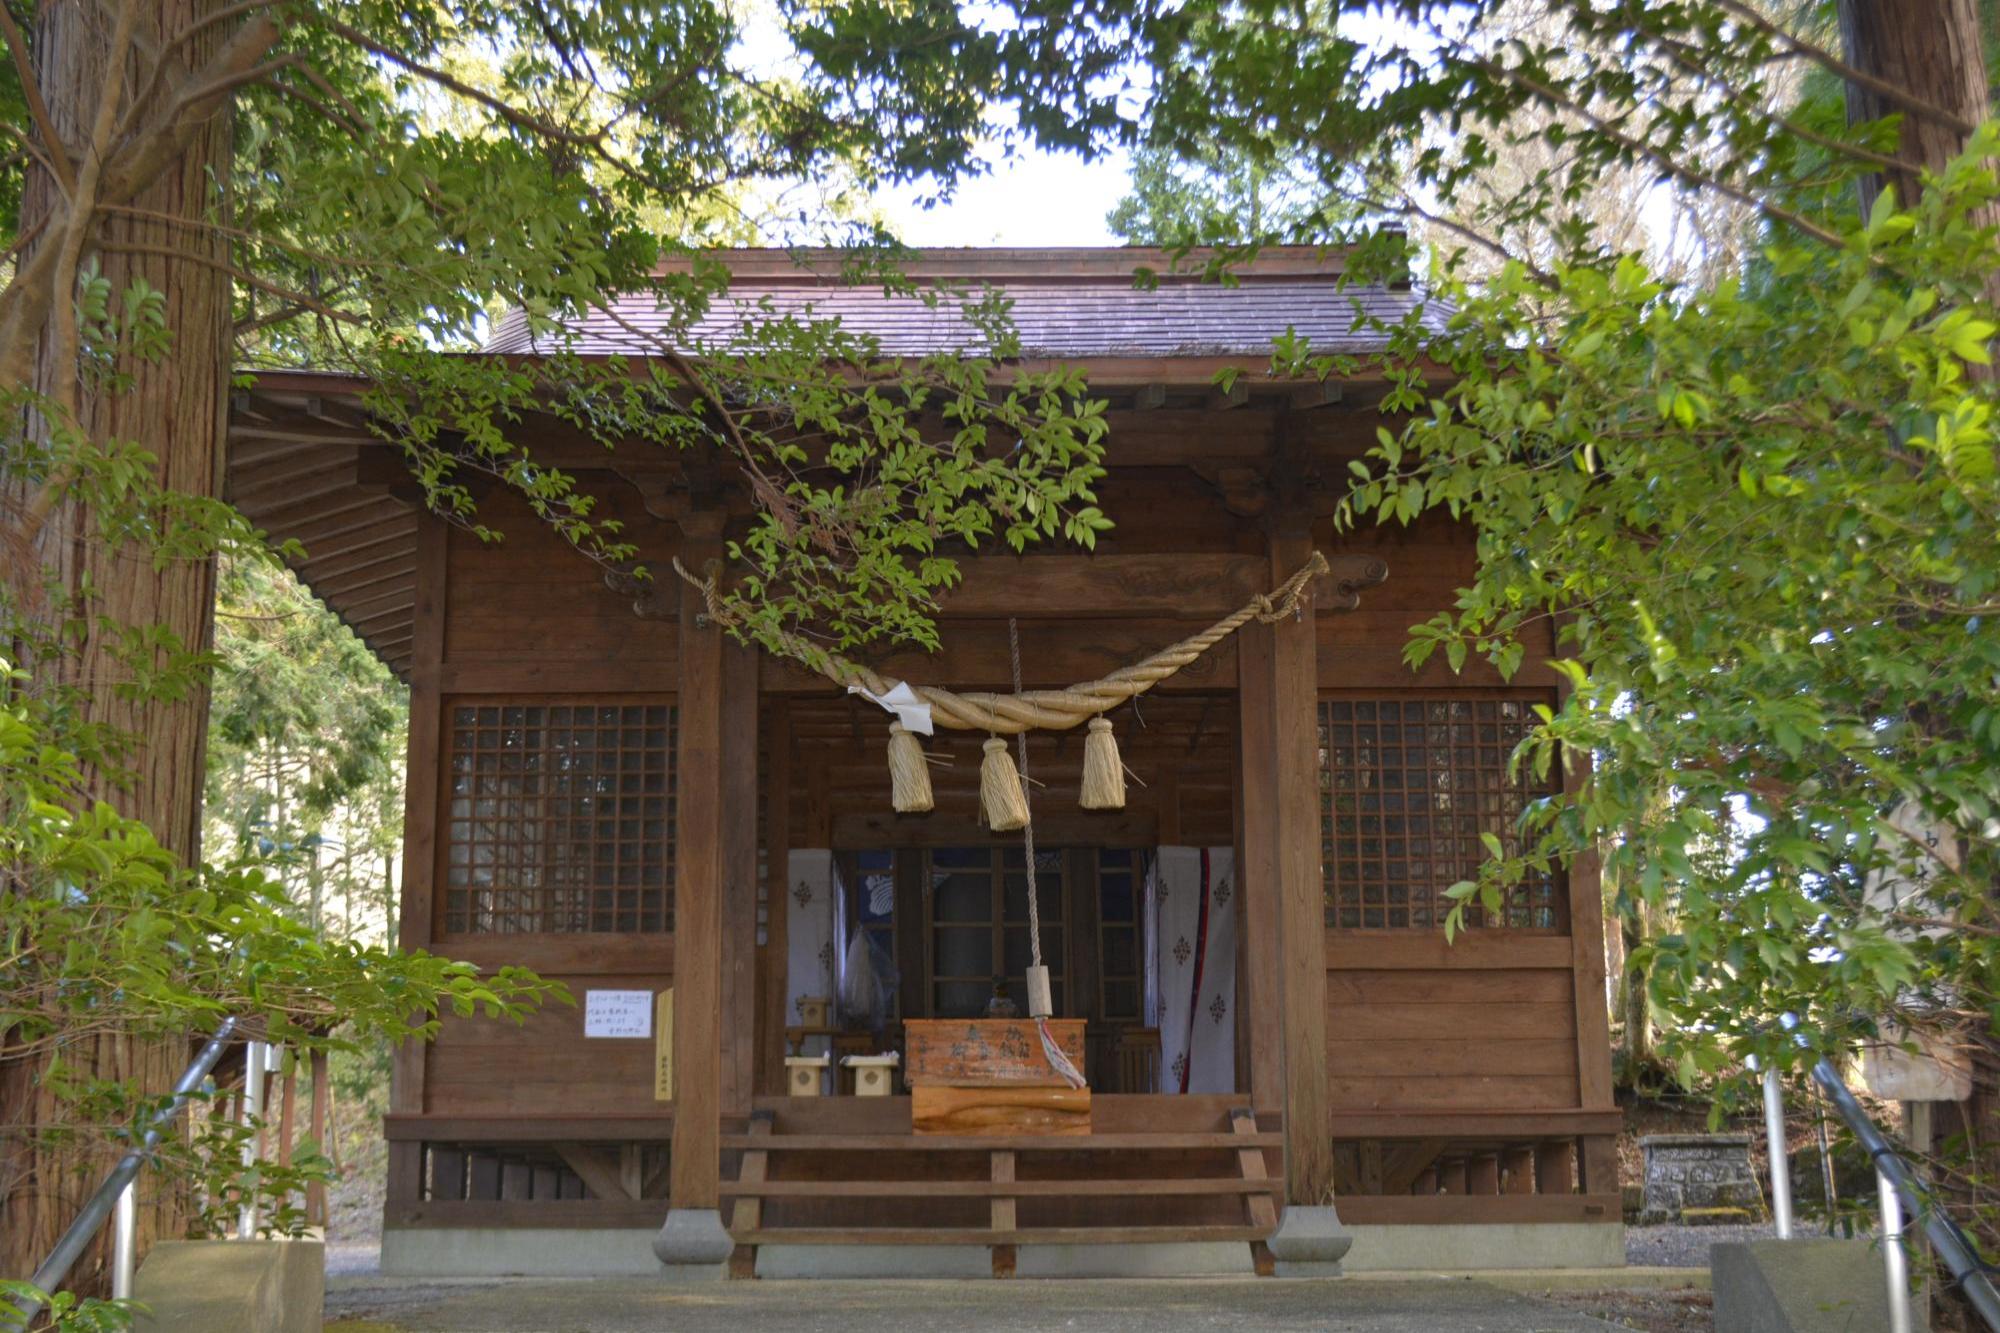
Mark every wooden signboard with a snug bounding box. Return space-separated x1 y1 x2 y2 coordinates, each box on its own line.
912 1085 1091 1136
903 1019 1088 1088
654 989 674 1102
904 1018 1091 1135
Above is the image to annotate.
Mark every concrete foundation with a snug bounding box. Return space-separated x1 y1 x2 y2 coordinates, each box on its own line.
133 1238 322 1333
1711 1239 1923 1332
1340 1223 1626 1272
382 1226 663 1277
378 1222 1627 1280
652 1207 733 1280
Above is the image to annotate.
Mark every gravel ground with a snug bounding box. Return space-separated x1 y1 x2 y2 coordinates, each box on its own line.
1538 1288 1713 1333
325 1275 1642 1332
1625 1221 1777 1267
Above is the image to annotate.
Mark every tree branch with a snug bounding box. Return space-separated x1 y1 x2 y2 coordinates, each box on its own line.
0 0 77 197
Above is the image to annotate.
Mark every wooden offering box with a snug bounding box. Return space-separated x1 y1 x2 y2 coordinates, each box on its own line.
903 1019 1091 1136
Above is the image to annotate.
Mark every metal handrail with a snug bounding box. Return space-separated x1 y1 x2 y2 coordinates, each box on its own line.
1760 1014 2000 1333
3 1018 239 1331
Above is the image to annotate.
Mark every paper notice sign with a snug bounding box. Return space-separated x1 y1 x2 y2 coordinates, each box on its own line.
583 989 652 1038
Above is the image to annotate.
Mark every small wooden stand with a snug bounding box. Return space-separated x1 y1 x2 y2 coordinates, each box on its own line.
785 1053 830 1097
842 1052 900 1097
904 1018 1090 1135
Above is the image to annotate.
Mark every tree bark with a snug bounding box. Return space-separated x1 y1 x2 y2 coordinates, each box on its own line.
1839 0 1991 197
1 0 235 1289
1836 4 1995 1320
1838 0 1997 277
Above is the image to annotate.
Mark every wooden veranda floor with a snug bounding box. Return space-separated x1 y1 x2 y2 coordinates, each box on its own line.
722 1094 1283 1277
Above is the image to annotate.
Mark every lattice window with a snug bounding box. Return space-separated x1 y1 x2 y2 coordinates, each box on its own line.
1319 696 1562 930
443 702 676 934
1097 849 1143 1022
927 846 1068 1018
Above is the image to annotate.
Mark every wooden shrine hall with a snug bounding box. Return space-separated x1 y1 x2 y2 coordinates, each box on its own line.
223 247 1622 1279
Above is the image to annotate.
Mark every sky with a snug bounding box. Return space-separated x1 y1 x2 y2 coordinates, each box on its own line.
873 146 1135 248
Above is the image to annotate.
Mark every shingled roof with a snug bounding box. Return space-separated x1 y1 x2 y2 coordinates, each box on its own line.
482 246 1446 360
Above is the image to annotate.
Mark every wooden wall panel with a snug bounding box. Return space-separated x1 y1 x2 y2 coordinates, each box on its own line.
1323 957 1583 1115
1318 511 1560 690
441 483 682 685
426 971 669 1116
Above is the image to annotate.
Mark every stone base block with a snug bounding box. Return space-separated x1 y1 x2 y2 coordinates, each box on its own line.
382 1227 662 1277
652 1207 732 1280
1341 1222 1626 1272
1712 1239 1924 1332
132 1238 322 1333
1267 1204 1353 1277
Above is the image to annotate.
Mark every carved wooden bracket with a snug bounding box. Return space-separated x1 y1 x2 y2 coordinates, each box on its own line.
612 462 725 539
1320 554 1390 611
603 568 678 621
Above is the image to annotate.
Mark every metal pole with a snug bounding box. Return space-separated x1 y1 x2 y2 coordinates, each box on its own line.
110 1181 136 1301
1880 1166 1914 1333
1808 1050 2000 1331
1754 1055 1794 1239
5 1018 239 1331
238 1038 266 1240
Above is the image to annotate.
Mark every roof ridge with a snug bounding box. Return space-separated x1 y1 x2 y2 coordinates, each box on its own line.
649 245 1354 284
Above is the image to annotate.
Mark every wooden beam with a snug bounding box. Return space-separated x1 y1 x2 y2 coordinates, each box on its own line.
936 555 1265 619
1208 383 1251 411
553 1142 635 1201
1328 1110 1622 1140
1335 1194 1619 1226
671 544 726 1212
1132 383 1169 411
761 619 1240 694
1288 383 1345 410
384 1113 678 1142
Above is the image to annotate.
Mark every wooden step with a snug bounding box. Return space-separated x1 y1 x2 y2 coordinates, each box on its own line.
718 1131 1280 1152
721 1176 1279 1198
728 1225 1273 1246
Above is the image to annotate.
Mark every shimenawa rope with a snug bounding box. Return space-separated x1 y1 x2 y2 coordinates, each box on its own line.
672 550 1328 734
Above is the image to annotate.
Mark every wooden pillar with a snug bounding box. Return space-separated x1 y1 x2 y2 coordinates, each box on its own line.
1238 618 1285 1118
1563 739 1620 1207
1536 1139 1578 1195
757 702 792 1096
1240 520 1335 1205
671 539 725 1212
721 634 759 1118
387 512 446 1211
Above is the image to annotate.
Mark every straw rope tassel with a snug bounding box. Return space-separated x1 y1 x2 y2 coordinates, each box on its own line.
979 737 1030 831
886 723 934 813
1078 716 1125 810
